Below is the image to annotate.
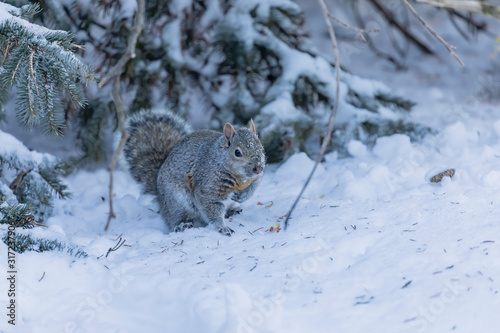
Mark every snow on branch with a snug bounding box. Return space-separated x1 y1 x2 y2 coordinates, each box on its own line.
416 0 500 19
0 131 71 222
0 2 94 136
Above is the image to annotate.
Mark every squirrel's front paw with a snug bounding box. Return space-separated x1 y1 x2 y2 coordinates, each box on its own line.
173 222 194 232
218 226 235 236
224 207 242 219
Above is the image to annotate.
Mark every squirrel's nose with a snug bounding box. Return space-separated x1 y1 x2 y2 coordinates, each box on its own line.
253 166 263 174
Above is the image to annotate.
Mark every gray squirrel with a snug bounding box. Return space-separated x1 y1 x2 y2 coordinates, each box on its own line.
123 109 265 236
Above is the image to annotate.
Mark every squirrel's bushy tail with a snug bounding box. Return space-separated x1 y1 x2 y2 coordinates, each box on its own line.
123 109 191 195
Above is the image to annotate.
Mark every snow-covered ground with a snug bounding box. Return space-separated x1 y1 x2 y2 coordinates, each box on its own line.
2 2 500 333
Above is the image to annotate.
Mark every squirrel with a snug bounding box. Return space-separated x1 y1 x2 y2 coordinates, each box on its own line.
123 109 265 236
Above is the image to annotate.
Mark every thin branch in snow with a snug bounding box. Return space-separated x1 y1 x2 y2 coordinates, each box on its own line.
105 77 129 231
284 0 341 230
402 0 465 66
105 237 126 258
103 0 145 231
327 12 378 42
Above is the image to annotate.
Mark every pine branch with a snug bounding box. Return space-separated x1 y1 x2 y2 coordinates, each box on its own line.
9 3 42 18
0 202 34 228
17 70 39 128
2 233 87 257
0 138 71 222
1 44 29 89
38 166 71 199
0 3 94 135
375 92 416 112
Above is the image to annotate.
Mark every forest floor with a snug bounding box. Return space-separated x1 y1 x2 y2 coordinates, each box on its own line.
1 2 500 333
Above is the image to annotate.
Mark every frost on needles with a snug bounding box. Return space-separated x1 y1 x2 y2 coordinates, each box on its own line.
0 131 75 256
0 131 71 224
0 2 94 136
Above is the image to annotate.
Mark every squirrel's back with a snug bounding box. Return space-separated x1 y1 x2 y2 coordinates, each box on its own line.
123 109 191 194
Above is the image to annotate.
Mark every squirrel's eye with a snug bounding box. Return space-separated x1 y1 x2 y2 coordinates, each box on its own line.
234 149 242 157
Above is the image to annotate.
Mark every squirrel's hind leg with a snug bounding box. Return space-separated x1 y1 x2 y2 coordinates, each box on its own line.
158 187 195 232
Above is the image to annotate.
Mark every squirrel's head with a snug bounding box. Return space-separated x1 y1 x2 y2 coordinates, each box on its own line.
223 120 265 180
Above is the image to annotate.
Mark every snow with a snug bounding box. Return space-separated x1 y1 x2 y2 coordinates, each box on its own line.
2 112 500 332
2 2 500 333
0 131 54 166
0 2 59 36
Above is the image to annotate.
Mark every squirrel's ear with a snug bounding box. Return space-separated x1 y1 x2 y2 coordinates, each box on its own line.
250 119 256 134
223 122 236 147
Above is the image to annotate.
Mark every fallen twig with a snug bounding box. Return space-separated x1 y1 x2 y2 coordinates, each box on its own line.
105 237 126 258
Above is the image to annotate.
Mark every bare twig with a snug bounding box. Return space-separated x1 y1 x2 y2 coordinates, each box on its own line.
368 0 434 55
105 237 126 258
402 0 465 66
447 10 490 36
105 77 129 231
327 12 378 42
447 10 473 41
103 0 145 231
98 0 146 89
352 3 407 69
284 0 341 230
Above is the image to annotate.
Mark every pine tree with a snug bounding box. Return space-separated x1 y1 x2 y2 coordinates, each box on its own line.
0 131 71 223
14 0 420 164
2 232 88 258
0 130 76 256
0 2 94 136
0 2 89 229
0 193 33 228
